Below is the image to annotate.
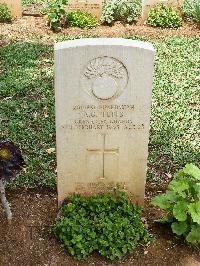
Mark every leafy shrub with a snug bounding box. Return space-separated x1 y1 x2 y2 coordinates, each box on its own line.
147 4 182 28
152 164 200 245
66 10 97 28
0 3 12 23
101 0 141 25
43 0 68 31
183 0 200 26
53 191 151 260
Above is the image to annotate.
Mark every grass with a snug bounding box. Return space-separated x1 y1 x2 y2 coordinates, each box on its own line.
183 0 200 25
0 43 55 188
22 0 43 5
0 36 199 188
31 33 100 42
149 36 200 179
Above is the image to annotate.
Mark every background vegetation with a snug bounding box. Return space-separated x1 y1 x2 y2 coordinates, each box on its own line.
183 0 200 25
147 4 182 28
101 0 141 24
0 3 12 22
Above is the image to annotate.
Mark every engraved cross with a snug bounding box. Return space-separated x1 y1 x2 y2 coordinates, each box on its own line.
87 134 119 179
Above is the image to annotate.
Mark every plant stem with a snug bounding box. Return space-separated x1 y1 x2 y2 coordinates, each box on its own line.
0 179 12 220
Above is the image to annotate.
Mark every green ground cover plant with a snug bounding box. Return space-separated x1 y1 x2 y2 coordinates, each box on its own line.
31 33 100 42
147 4 182 28
0 42 55 188
101 0 141 24
0 3 12 23
152 164 200 245
0 36 199 188
53 191 151 260
147 36 199 180
22 0 43 5
183 0 200 26
66 10 97 28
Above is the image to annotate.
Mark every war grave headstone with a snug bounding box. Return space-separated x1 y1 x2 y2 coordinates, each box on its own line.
67 0 103 19
0 0 22 18
55 38 155 205
142 0 184 19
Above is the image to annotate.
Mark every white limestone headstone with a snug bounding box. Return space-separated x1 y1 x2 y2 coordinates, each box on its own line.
0 0 22 18
55 38 154 205
142 0 184 20
67 0 103 19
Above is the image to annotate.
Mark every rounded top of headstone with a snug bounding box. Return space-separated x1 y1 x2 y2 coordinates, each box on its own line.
55 38 154 53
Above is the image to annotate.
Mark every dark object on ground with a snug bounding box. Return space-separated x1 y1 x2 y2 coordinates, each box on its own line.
0 141 24 220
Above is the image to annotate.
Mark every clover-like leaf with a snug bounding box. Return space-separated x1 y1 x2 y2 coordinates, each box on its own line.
188 201 200 224
171 221 188 236
168 179 189 197
165 190 179 202
173 201 188 221
151 194 171 209
175 169 185 179
186 224 200 244
183 164 200 180
193 183 200 200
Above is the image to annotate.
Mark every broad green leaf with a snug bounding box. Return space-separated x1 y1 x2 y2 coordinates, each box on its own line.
188 201 200 224
173 201 188 221
68 247 75 255
151 194 171 209
175 169 185 179
183 164 200 180
186 224 200 244
165 191 179 202
122 246 127 253
168 179 189 197
171 221 188 236
193 183 200 200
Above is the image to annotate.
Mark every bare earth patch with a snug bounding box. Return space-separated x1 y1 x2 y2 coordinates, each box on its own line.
0 183 199 266
0 16 199 45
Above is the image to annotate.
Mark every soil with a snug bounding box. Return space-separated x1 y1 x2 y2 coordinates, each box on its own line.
0 183 199 266
0 14 199 45
0 12 200 266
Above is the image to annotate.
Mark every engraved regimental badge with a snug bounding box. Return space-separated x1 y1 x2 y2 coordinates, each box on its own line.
81 57 128 100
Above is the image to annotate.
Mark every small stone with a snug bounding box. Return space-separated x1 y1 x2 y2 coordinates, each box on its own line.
165 173 172 179
46 148 55 154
